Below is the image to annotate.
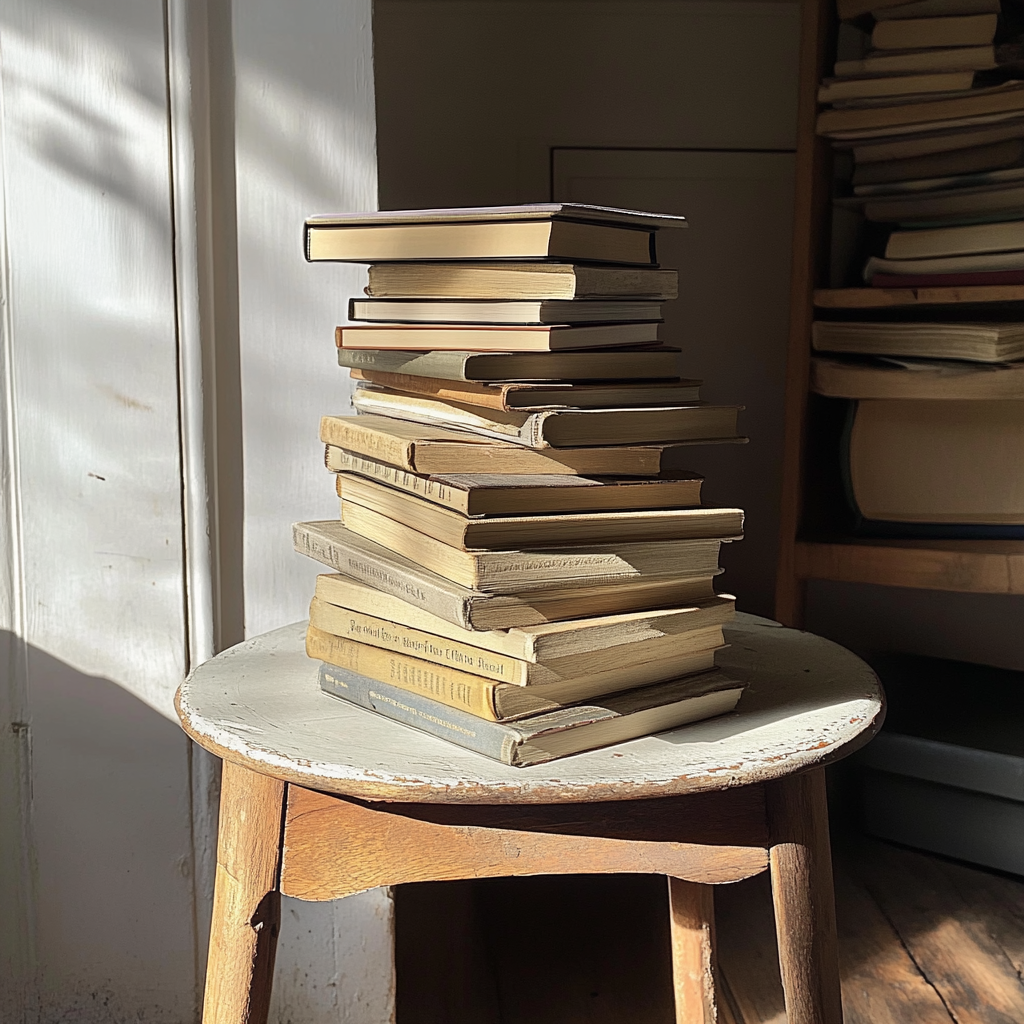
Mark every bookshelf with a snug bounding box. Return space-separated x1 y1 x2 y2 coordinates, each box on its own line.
774 0 1024 625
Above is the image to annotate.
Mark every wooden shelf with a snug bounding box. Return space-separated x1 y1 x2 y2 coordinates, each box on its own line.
794 538 1024 594
814 286 1024 310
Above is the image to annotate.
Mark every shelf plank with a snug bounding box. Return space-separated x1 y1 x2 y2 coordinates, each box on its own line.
794 539 1024 594
814 286 1024 309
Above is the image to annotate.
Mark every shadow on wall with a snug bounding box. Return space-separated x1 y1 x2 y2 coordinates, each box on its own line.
1 632 202 1024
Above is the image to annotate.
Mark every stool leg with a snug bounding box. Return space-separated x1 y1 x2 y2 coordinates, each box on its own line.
767 768 843 1024
668 876 718 1023
203 761 286 1024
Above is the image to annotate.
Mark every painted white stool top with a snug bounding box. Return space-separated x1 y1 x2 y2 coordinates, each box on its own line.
175 613 883 804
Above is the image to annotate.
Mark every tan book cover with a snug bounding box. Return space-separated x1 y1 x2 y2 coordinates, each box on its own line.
313 573 734 663
306 624 722 722
336 472 743 549
324 448 705 515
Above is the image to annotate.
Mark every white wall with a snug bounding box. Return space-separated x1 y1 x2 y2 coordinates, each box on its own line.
0 0 197 1019
0 0 390 1020
230 1 395 1021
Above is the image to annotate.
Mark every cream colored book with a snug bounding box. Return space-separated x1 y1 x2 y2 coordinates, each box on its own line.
309 595 726 687
812 321 1024 363
339 502 730 592
349 388 742 449
364 262 679 300
306 624 723 722
305 203 686 265
871 14 996 51
336 473 743 549
885 218 1024 259
337 322 660 352
319 414 740 476
818 72 975 104
324 449 705 515
834 45 996 78
347 368 703 411
295 520 721 630
849 399 1024 524
313 573 735 663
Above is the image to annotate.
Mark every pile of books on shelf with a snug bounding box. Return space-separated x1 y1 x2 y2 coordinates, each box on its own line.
292 203 749 767
810 0 1024 537
820 0 1024 287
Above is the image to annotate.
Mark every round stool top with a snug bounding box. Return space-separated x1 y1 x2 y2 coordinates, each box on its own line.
175 613 882 804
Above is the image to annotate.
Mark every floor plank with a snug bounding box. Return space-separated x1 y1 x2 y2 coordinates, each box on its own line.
849 841 1024 1024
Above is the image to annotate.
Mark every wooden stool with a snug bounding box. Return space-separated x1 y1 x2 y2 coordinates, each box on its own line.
176 613 882 1024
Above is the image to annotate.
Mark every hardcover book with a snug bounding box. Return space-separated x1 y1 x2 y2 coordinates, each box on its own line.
317 659 744 766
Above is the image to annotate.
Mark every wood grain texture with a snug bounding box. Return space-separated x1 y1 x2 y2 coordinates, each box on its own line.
767 769 842 1024
669 878 719 1024
203 762 285 1024
814 285 1024 308
850 840 1024 1024
795 539 1024 594
775 0 835 628
176 614 882 805
280 786 768 901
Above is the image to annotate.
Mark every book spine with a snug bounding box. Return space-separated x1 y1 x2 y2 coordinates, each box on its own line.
325 446 471 513
308 626 504 720
337 347 473 381
319 415 415 470
308 599 528 684
318 661 518 763
292 522 475 627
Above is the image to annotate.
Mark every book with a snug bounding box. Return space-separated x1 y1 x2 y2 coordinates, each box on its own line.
348 298 664 325
336 322 660 352
870 266 1024 285
839 0 999 22
324 449 705 514
317 660 745 766
337 346 685 382
847 398 1024 527
340 501 732 591
853 139 1024 186
347 368 703 411
349 388 743 449
818 71 976 105
304 204 686 265
834 45 998 77
871 14 997 51
336 472 744 549
871 0 1001 20
848 120 1024 162
313 572 736 663
865 249 1024 278
862 181 1024 223
817 83 1024 136
854 164 1024 196
306 622 724 721
364 263 680 300
295 520 721 630
811 356 1024 399
320 414 741 476
885 218 1024 258
828 109 1024 143
811 320 1024 362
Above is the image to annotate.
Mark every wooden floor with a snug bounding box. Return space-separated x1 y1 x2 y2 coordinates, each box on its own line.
717 836 1024 1024
394 834 1024 1023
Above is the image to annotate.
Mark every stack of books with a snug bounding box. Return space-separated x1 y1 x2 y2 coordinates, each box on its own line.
293 204 749 767
819 0 1024 287
811 1 1024 537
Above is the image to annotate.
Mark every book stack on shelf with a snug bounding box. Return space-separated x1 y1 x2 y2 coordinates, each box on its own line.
292 203 749 767
809 0 1024 537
